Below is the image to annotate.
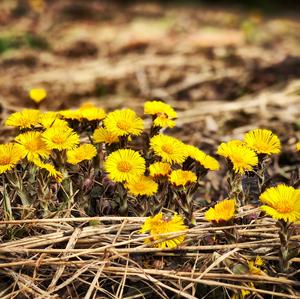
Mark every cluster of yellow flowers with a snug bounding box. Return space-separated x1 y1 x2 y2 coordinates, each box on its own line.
1 95 300 251
217 129 281 174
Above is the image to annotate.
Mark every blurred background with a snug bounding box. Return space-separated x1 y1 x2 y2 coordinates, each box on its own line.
0 0 300 151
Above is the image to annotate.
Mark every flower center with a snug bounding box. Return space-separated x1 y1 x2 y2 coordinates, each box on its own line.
117 120 131 131
133 183 145 191
117 161 132 172
276 202 293 213
161 144 174 154
254 142 268 152
25 139 42 152
0 155 11 165
52 135 66 144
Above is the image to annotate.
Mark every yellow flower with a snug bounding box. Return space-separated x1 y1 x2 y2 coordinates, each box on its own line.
125 175 158 196
169 170 197 187
38 112 69 129
150 134 186 164
67 144 97 164
247 256 265 275
80 107 106 121
42 127 79 151
29 88 47 103
149 162 171 177
205 199 236 223
105 149 146 183
296 142 300 151
153 114 176 128
259 184 300 222
93 127 119 145
33 159 63 182
186 145 220 171
5 109 40 129
15 131 51 161
0 143 24 174
104 109 144 137
217 142 258 174
144 101 177 119
140 213 187 248
244 129 281 155
59 109 83 121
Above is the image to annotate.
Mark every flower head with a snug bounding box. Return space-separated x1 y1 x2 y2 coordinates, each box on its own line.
169 170 197 187
244 129 281 155
33 159 63 182
67 144 97 164
5 109 40 129
80 107 106 121
0 143 24 174
29 88 47 103
59 109 83 121
186 145 220 170
105 149 145 183
149 162 171 178
93 127 119 145
125 175 158 196
104 109 144 137
144 101 177 119
153 114 176 128
39 112 69 129
140 213 187 248
205 199 236 223
296 142 300 151
42 127 79 151
150 134 186 164
217 142 258 174
259 184 300 222
15 131 50 161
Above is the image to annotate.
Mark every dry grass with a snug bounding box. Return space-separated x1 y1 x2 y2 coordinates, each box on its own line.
1 206 299 298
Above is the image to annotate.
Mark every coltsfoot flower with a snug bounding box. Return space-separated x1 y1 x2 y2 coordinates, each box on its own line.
29 88 47 103
67 144 97 164
259 184 300 222
144 101 177 119
149 162 171 178
244 129 281 155
104 109 144 137
93 127 119 145
105 149 145 183
15 131 51 161
33 159 63 182
125 175 158 196
217 142 258 174
205 199 236 223
140 213 187 248
150 134 186 164
42 127 79 151
153 114 176 128
185 145 220 171
0 143 24 174
169 169 197 187
5 109 40 129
